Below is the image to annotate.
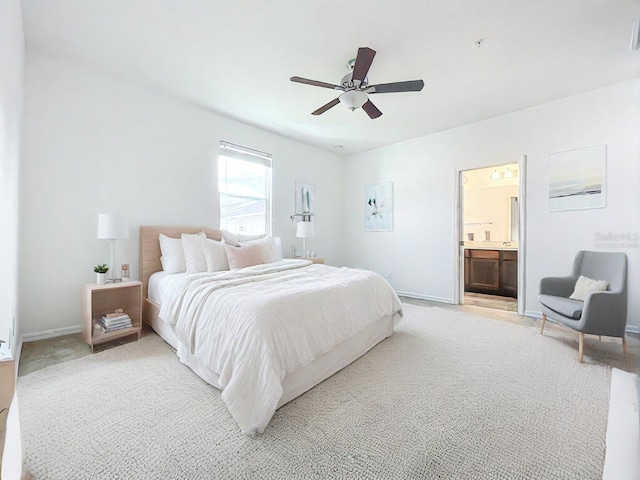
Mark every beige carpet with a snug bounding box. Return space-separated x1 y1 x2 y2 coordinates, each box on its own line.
18 304 611 479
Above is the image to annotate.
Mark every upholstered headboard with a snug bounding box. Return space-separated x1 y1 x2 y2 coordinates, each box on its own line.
139 226 222 302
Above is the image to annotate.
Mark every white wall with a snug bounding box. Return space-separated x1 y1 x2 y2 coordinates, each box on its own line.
20 52 345 336
0 0 24 355
344 79 640 330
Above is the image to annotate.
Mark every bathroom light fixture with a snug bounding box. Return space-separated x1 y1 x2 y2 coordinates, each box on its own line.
490 167 518 180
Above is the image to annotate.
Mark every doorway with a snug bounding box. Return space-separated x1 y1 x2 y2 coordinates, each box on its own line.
455 157 526 315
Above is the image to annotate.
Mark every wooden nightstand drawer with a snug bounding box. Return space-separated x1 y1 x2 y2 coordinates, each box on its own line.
309 258 325 264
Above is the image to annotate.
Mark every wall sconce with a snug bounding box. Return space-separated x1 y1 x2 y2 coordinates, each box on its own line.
291 213 315 257
296 221 315 258
290 213 313 222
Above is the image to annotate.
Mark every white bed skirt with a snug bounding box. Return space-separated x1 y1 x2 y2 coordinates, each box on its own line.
146 299 396 409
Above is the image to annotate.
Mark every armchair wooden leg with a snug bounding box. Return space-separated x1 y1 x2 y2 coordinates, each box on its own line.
540 314 546 335
578 332 584 363
622 336 627 359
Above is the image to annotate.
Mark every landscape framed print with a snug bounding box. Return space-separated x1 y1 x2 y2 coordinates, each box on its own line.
549 144 606 212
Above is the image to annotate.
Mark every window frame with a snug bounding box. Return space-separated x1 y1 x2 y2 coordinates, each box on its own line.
218 141 272 236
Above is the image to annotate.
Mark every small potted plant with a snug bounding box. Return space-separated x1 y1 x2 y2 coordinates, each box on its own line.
94 264 109 285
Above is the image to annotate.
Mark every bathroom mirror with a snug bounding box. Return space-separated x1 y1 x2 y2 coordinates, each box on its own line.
509 197 519 242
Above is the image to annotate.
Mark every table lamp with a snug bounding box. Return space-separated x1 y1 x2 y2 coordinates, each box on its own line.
97 213 129 282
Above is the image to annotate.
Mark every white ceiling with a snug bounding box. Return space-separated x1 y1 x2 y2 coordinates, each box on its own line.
21 0 640 156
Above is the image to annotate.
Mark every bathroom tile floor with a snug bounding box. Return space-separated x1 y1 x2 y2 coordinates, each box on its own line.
463 292 518 312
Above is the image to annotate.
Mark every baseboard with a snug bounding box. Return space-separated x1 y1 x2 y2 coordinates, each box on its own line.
625 325 640 334
396 291 455 304
22 325 82 343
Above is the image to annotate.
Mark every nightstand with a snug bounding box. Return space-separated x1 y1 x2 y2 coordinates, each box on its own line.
310 258 325 264
83 281 142 352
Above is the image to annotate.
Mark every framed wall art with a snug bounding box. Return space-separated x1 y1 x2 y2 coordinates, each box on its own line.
549 144 606 212
365 182 393 231
295 182 315 215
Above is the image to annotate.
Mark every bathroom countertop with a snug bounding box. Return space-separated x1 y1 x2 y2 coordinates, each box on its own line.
464 241 518 251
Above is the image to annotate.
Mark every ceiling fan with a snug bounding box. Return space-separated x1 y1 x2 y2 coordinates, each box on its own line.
290 47 424 119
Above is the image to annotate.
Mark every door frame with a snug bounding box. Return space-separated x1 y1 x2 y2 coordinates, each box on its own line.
453 155 527 315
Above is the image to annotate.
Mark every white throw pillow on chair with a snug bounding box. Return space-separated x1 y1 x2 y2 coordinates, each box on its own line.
569 275 608 301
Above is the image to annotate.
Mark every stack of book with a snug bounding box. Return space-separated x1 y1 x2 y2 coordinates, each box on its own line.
98 312 133 333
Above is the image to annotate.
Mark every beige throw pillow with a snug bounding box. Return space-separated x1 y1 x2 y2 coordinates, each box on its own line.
569 275 608 301
224 243 263 269
241 237 281 264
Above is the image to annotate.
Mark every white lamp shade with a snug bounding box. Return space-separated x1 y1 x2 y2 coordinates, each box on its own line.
296 221 315 239
97 213 129 239
339 90 368 111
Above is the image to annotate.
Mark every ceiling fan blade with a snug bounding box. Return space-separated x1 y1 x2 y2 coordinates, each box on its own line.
311 97 341 115
362 100 382 119
291 76 343 90
367 80 425 94
352 47 376 84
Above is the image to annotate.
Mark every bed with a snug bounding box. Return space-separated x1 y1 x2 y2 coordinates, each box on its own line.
140 226 403 434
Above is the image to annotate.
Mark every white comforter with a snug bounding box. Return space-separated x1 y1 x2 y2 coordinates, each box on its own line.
159 260 403 434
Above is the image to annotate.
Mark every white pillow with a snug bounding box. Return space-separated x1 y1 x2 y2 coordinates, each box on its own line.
159 234 186 274
569 275 608 301
204 238 230 272
240 232 267 243
221 230 239 246
273 237 283 261
181 232 207 274
221 230 266 247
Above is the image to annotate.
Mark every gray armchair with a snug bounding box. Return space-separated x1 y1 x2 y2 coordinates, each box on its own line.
538 251 628 363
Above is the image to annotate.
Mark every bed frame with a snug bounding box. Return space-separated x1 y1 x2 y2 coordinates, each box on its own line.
139 226 396 417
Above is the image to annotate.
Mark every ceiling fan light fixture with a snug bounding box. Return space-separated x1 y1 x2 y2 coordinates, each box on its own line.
291 46 424 118
339 90 368 111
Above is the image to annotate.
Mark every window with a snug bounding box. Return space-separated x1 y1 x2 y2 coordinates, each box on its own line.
218 141 272 235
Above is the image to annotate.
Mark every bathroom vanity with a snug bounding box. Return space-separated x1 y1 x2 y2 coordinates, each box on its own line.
464 244 518 298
